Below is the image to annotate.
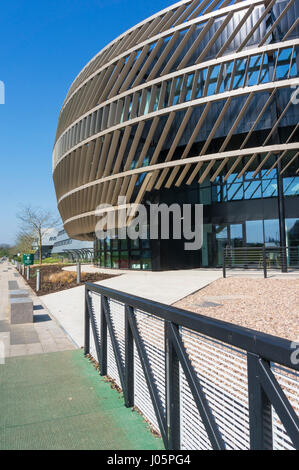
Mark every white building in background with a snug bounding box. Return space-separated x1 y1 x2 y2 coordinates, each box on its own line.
51 227 94 261
32 228 58 260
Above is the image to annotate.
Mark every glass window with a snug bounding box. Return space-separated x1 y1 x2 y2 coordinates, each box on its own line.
230 224 243 248
260 53 270 84
131 238 140 250
289 48 297 77
105 251 111 268
120 239 128 250
105 237 111 250
142 250 152 270
99 252 105 267
207 65 220 95
185 73 194 101
244 181 262 199
111 252 119 268
222 61 234 91
144 89 151 115
153 86 161 112
195 69 205 98
173 77 183 105
130 251 141 269
275 48 292 81
246 220 264 246
264 219 280 247
215 225 228 265
286 218 299 246
232 58 246 89
262 179 277 198
119 251 129 269
283 177 299 196
227 182 243 200
141 238 150 249
111 238 118 250
247 55 261 86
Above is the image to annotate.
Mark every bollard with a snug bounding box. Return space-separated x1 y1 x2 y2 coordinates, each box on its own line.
222 250 226 278
262 246 267 279
77 261 81 284
36 269 41 292
26 266 30 281
22 264 24 276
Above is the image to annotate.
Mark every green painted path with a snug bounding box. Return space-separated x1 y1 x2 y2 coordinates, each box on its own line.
0 350 164 450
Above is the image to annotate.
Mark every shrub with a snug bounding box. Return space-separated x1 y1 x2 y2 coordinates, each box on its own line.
46 271 77 284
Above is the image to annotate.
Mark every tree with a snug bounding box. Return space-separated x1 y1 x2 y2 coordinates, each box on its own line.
17 205 60 265
0 243 10 258
15 231 35 254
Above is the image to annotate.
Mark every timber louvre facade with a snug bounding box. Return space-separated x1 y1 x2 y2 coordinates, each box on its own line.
53 0 299 270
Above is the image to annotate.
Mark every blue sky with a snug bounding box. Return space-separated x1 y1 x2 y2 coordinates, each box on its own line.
0 0 173 244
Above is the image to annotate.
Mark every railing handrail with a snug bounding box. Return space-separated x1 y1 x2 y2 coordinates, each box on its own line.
224 247 298 251
85 282 298 372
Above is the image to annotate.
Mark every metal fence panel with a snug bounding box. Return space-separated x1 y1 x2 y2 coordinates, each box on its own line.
85 285 299 450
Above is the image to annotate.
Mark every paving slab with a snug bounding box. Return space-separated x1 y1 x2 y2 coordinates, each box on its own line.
0 262 76 358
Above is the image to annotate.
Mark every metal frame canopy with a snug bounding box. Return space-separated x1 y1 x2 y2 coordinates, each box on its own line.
53 0 299 239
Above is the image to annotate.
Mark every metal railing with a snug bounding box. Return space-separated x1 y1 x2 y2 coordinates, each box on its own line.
84 282 299 450
223 246 299 278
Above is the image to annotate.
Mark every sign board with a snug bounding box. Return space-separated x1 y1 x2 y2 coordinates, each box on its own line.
22 254 34 266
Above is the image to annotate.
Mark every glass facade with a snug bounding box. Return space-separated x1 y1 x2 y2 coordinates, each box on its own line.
200 218 299 268
202 171 299 204
95 233 152 270
53 44 298 167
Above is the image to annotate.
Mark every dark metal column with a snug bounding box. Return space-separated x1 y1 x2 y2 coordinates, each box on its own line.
84 286 90 355
165 321 180 450
100 295 107 375
247 353 273 450
124 305 134 408
276 159 287 272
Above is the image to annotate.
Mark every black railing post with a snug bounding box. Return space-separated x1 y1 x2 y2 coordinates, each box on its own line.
281 246 287 273
223 249 226 278
165 321 180 450
124 305 134 408
263 246 267 279
247 353 273 450
84 286 90 355
100 295 107 376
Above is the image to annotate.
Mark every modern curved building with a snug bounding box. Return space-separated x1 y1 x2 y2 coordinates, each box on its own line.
53 0 299 270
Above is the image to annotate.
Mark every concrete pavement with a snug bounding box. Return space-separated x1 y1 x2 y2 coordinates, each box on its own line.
41 267 223 347
0 261 76 358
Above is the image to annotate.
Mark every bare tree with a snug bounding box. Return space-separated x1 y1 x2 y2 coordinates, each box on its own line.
15 231 35 254
17 205 60 265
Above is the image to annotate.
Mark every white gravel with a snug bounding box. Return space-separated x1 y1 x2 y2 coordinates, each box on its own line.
174 278 299 341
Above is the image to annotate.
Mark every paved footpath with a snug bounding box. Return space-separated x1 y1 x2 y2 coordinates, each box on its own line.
0 261 162 450
0 261 75 357
42 266 222 347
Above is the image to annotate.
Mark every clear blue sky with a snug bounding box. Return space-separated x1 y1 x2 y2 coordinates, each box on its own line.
0 0 173 245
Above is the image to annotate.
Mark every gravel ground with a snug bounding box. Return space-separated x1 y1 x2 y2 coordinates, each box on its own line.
174 278 299 341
